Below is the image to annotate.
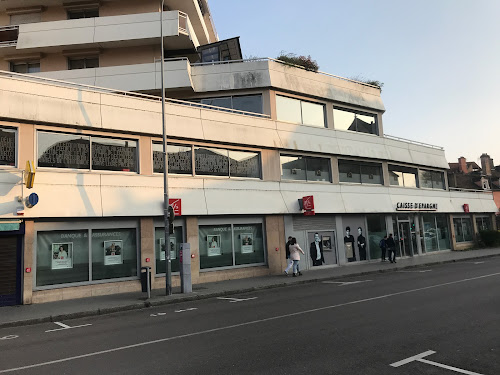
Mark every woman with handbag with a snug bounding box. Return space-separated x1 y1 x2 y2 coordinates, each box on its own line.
289 237 305 277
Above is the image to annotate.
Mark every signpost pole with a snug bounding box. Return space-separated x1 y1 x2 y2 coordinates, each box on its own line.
160 0 172 296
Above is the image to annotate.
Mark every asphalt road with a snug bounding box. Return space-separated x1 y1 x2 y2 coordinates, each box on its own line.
0 258 499 375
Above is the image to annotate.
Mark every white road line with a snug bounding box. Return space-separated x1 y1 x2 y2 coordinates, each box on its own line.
0 335 18 341
45 322 92 333
1 271 499 374
474 262 485 265
322 280 372 286
175 308 198 313
217 297 258 303
398 270 432 273
391 350 484 375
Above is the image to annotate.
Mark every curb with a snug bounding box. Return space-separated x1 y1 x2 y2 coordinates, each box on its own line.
1 252 498 329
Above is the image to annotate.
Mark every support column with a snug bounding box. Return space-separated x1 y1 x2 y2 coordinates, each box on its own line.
23 220 35 305
265 215 286 274
140 218 155 286
414 214 422 255
185 217 199 283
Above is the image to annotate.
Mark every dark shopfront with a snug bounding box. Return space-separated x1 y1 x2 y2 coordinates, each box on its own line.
0 221 23 306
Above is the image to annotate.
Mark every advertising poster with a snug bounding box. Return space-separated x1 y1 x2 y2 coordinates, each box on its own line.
240 233 253 253
322 236 332 250
159 238 176 260
104 240 123 266
207 234 221 256
51 243 73 270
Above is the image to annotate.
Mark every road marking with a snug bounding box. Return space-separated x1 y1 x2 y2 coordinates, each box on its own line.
398 270 432 273
45 322 92 333
391 350 484 374
150 312 167 317
0 335 18 340
322 280 372 286
217 297 257 303
175 308 198 313
1 271 498 374
474 262 485 264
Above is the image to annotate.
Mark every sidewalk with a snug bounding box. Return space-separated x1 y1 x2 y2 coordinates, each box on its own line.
2 248 499 328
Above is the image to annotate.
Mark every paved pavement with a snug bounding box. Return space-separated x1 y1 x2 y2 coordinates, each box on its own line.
1 247 499 328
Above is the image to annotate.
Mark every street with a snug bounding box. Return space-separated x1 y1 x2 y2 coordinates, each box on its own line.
0 258 499 374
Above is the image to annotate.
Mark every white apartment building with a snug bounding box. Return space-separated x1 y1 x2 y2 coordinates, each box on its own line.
0 0 496 306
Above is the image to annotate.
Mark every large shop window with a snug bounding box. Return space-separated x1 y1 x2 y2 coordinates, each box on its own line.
476 216 491 232
333 107 378 135
389 165 417 188
280 155 331 182
155 226 183 274
199 223 265 269
36 228 138 287
37 131 138 172
339 160 383 185
419 169 445 190
0 127 16 166
276 95 325 128
367 215 387 260
195 147 261 178
152 143 193 174
422 214 451 252
193 95 263 114
453 217 473 243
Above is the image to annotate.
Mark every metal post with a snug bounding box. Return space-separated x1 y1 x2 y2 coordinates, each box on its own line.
160 0 172 296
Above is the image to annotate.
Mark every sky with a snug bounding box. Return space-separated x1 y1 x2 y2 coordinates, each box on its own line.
208 0 500 166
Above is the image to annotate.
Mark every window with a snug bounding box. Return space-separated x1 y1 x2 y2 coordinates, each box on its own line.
10 61 40 73
37 131 137 172
0 127 16 166
195 146 261 178
476 217 491 232
199 223 265 269
280 155 331 182
68 57 99 70
339 160 383 185
453 217 473 243
333 107 378 135
10 12 41 25
419 169 445 189
67 8 99 19
422 214 450 252
276 95 325 127
194 95 263 114
153 143 192 174
155 225 183 274
389 165 418 188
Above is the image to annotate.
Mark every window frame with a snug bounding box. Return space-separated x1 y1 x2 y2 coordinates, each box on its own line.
67 8 99 19
68 56 99 70
388 164 419 188
280 153 332 183
338 159 384 185
192 94 264 115
333 106 379 135
0 126 17 168
276 95 326 128
418 168 446 190
10 61 41 74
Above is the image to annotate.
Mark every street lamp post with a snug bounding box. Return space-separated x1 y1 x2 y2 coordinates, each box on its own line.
160 0 172 296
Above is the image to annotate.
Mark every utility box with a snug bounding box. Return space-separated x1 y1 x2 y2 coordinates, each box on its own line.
179 243 192 293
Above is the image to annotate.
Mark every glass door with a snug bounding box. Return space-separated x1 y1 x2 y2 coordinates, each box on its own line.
398 222 413 257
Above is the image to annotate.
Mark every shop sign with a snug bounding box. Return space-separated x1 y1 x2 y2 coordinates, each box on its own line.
396 202 438 211
302 195 315 216
463 204 470 213
169 198 181 216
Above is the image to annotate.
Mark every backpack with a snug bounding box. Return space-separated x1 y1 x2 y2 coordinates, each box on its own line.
379 239 386 248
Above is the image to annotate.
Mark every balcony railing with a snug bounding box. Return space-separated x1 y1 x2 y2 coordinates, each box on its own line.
383 134 443 150
178 11 188 34
0 25 19 47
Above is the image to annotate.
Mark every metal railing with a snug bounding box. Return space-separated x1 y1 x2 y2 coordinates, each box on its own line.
383 134 444 150
178 11 188 34
0 25 19 47
449 187 493 193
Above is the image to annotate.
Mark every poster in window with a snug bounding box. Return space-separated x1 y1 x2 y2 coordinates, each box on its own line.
207 235 221 256
345 242 354 259
322 236 332 250
103 240 123 266
51 243 73 270
240 233 253 253
159 238 176 260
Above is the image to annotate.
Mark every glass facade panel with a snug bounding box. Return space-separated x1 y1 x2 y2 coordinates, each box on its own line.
360 164 382 184
333 108 356 131
301 101 325 127
389 165 418 188
305 157 331 182
280 155 306 181
0 127 16 166
232 95 263 114
356 113 377 134
419 170 433 188
36 230 89 287
436 215 451 250
389 170 403 186
91 137 137 172
431 171 445 189
37 132 90 169
476 217 491 231
233 224 265 265
403 172 417 188
367 215 387 260
276 96 302 124
201 97 232 109
339 160 361 183
422 215 438 252
155 226 182 274
333 108 377 134
454 217 473 242
194 147 229 176
91 228 137 281
153 143 192 174
199 225 233 269
229 150 260 178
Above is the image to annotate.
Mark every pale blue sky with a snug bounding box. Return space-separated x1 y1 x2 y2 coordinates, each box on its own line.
209 0 500 166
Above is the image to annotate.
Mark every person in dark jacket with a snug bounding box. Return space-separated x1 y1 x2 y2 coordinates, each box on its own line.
310 233 325 266
386 233 397 263
284 236 293 275
379 235 388 262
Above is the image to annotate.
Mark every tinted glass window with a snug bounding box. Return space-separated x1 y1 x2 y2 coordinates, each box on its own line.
201 46 219 62
276 96 302 124
339 160 361 183
69 57 99 70
0 127 16 166
301 101 325 127
38 132 90 169
360 164 382 184
153 142 192 174
201 97 232 109
232 95 263 114
389 165 418 188
431 171 444 189
68 8 99 19
333 107 377 134
419 169 444 189
339 160 383 185
305 157 330 182
229 150 260 178
92 137 137 172
195 147 229 176
280 155 306 181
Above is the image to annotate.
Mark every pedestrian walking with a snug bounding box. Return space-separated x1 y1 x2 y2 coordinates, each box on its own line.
386 233 397 263
284 236 293 275
289 237 304 277
379 235 387 262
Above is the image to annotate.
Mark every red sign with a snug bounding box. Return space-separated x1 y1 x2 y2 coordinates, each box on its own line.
303 196 315 211
169 198 182 216
463 204 470 213
303 210 316 216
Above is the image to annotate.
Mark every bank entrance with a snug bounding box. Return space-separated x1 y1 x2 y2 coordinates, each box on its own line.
0 222 23 306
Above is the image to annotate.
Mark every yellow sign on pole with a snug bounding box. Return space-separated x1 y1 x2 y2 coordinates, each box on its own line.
25 160 35 189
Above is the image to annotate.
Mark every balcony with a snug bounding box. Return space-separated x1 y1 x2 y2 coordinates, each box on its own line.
7 11 198 54
0 25 18 48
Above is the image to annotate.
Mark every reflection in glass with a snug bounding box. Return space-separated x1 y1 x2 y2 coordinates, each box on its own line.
339 160 361 183
153 143 192 174
476 217 491 231
389 165 418 188
229 150 260 178
195 147 229 176
38 132 90 169
360 164 382 184
333 107 377 134
436 215 451 250
367 214 387 260
232 95 263 114
233 224 265 265
155 226 182 274
431 171 444 189
199 224 233 269
419 169 445 189
305 157 331 182
301 101 325 127
280 155 306 181
0 127 16 166
453 217 473 242
201 97 232 109
422 215 438 252
276 95 302 124
419 170 433 188
92 137 137 172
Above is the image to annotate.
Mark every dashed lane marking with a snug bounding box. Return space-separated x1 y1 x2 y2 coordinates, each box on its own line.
217 297 258 303
322 280 372 286
175 308 198 313
0 335 18 340
397 270 432 273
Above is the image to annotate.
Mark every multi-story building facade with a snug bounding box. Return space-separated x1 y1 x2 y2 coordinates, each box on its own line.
0 0 496 306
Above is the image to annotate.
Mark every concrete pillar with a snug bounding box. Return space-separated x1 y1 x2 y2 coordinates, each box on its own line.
414 214 422 255
335 216 346 264
491 214 497 230
139 135 153 175
382 161 390 187
185 216 200 283
449 215 457 250
140 218 155 286
23 220 35 305
265 215 286 274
